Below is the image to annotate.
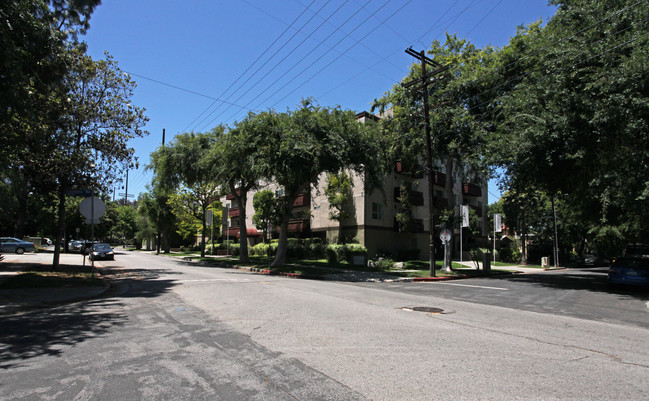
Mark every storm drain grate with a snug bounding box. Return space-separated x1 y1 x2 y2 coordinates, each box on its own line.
401 306 444 314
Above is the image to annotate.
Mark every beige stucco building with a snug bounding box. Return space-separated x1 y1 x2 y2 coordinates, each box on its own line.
223 111 488 259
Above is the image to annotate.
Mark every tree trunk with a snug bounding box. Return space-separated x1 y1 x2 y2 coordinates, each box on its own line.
53 188 67 269
271 218 289 267
200 205 207 258
233 187 249 263
520 207 528 265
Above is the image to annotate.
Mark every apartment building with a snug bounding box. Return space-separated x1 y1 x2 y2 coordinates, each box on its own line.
223 111 488 259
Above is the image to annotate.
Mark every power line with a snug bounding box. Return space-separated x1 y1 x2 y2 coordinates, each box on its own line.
123 71 252 111
267 0 414 112
216 0 384 126
182 0 320 133
191 0 336 132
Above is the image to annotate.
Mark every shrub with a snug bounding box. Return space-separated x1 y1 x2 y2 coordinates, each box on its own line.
500 247 521 263
308 242 326 259
373 258 395 270
286 238 306 259
251 242 277 257
326 244 342 264
345 243 367 263
230 243 240 257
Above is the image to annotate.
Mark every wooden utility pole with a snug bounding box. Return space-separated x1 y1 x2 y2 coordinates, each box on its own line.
402 47 449 276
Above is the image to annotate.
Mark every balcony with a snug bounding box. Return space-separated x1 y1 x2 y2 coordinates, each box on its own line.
228 207 240 218
292 193 310 208
225 189 241 201
393 187 425 206
225 226 260 237
463 183 482 197
433 171 446 188
470 204 483 217
287 218 310 233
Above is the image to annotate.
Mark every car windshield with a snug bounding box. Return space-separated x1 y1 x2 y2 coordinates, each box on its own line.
613 257 649 269
94 244 112 251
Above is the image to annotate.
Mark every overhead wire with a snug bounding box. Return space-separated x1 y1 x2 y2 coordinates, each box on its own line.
266 0 413 112
217 0 389 125
181 0 319 133
191 0 336 132
198 0 359 131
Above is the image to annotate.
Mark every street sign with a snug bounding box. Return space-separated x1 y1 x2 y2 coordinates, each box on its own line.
67 189 92 197
80 196 106 222
440 228 452 243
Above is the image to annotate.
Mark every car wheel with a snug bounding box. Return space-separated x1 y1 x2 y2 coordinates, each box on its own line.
15 247 24 254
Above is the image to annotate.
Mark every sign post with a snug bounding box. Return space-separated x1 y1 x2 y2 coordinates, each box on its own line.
460 205 469 262
440 228 452 271
493 213 502 263
80 195 106 276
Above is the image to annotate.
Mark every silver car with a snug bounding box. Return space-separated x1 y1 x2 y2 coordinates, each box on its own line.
0 237 36 254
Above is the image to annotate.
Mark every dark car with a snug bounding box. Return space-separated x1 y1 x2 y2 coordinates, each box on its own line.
89 243 114 261
608 257 649 288
0 237 36 254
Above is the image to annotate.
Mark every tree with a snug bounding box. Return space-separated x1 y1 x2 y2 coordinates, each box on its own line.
137 186 177 254
252 190 278 244
149 129 221 257
211 113 274 262
44 49 148 267
324 171 354 243
491 0 649 256
373 34 496 271
259 99 387 267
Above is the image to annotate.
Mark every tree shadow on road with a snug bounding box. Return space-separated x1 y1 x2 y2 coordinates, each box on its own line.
488 268 649 300
0 271 177 369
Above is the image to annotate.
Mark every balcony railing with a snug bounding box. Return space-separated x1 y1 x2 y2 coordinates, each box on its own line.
228 207 240 218
394 187 425 206
225 189 241 200
292 193 310 208
463 183 482 197
287 218 310 232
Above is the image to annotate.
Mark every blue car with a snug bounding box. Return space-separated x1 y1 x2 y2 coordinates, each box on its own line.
0 237 36 254
608 257 649 288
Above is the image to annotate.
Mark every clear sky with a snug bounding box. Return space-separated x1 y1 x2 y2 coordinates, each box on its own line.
82 0 557 204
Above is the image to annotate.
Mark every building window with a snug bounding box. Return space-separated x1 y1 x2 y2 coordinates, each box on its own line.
372 203 382 220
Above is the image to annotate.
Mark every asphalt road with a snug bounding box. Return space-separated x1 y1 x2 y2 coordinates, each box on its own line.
1 251 648 400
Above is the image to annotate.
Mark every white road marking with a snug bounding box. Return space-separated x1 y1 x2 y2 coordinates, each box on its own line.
436 282 509 291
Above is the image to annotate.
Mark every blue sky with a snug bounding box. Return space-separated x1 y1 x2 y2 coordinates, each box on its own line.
83 0 557 204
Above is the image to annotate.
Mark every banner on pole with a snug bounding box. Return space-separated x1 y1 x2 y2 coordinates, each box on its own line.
494 213 502 233
461 205 469 228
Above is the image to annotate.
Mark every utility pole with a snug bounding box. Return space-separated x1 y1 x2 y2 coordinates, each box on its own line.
162 128 166 147
402 47 449 277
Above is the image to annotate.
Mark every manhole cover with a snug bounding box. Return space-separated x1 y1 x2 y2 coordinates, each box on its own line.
401 306 444 314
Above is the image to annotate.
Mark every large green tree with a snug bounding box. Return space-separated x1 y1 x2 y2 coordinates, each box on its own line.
211 115 271 262
149 129 221 257
259 100 387 267
492 0 649 256
373 34 496 270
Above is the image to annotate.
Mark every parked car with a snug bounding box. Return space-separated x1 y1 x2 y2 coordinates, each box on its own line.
608 257 649 288
68 240 82 252
89 243 114 261
0 237 36 254
42 237 52 246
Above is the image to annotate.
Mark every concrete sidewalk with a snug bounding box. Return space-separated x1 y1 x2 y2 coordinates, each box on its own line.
0 252 110 316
